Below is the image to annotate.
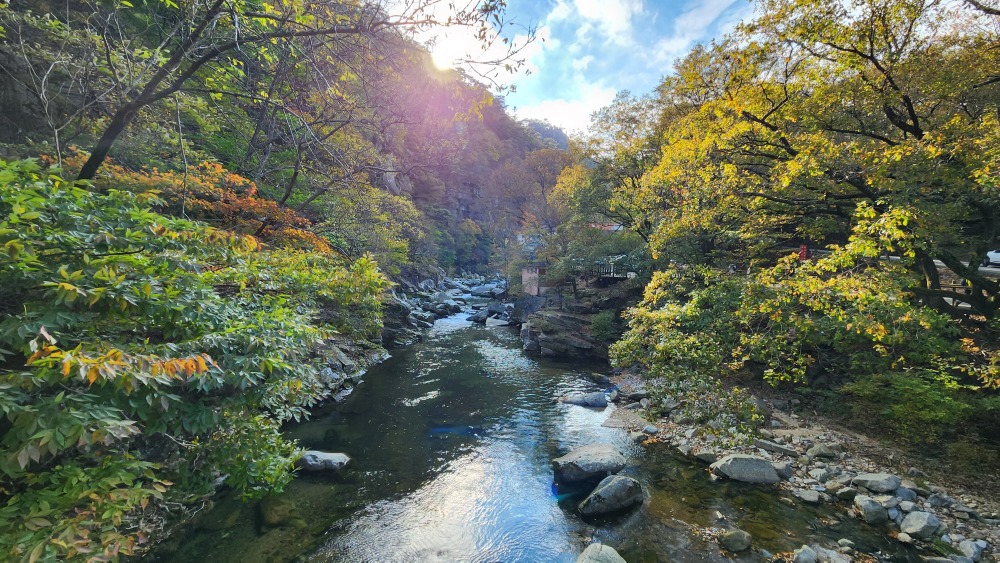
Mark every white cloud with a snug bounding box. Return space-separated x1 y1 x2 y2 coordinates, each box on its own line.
571 55 595 71
652 0 747 65
572 0 644 45
512 83 617 135
548 0 572 22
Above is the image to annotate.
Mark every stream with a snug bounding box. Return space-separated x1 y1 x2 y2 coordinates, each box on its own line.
163 312 912 562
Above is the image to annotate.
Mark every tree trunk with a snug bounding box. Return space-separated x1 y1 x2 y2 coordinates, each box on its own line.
76 105 137 181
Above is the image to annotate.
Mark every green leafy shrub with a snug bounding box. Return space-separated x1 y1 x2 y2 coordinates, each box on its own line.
0 159 388 560
589 311 621 343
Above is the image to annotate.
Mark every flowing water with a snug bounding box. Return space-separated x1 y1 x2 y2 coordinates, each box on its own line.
164 313 912 563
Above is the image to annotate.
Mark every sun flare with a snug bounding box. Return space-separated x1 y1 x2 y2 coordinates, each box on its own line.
428 34 469 70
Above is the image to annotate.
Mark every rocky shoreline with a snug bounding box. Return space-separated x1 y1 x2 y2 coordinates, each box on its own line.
197 273 999 563
602 373 1000 562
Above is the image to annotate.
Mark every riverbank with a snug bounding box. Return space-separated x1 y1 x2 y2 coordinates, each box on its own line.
606 372 1000 561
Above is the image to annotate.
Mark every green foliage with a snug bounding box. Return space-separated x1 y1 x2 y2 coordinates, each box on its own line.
597 0 1000 460
611 264 762 440
589 311 620 343
841 368 971 444
0 159 387 559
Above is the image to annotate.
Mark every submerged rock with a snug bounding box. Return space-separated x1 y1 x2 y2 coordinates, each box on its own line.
709 454 781 484
296 451 350 472
561 392 608 408
792 544 817 563
719 530 753 552
576 543 626 563
578 475 644 516
258 495 302 528
467 309 489 323
553 443 626 482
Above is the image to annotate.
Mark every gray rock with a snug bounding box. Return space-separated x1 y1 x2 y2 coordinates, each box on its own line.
853 473 902 493
807 444 838 459
809 468 830 482
900 511 941 539
719 530 753 552
296 451 350 472
466 309 489 323
876 494 899 508
470 283 498 297
642 424 658 435
578 475 644 516
793 544 817 563
958 539 984 561
553 443 626 482
755 439 798 457
854 495 889 524
695 450 719 464
895 487 918 501
836 487 859 501
773 461 794 479
794 489 822 504
928 493 955 507
899 501 916 512
576 543 626 563
815 546 852 563
710 454 781 484
561 392 608 408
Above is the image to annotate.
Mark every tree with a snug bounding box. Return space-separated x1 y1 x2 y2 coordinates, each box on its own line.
0 0 532 181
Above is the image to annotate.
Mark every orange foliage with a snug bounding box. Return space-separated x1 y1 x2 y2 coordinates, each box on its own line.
54 152 330 252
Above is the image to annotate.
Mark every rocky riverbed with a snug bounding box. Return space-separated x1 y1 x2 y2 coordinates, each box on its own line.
604 372 1000 562
163 274 998 563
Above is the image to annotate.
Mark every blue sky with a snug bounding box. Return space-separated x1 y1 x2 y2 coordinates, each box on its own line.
465 0 755 135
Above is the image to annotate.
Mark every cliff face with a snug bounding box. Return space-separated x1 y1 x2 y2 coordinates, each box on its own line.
519 309 608 361
514 281 643 361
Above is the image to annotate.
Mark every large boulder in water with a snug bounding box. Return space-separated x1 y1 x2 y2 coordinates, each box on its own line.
709 454 781 484
470 283 499 297
466 309 489 323
578 475 644 516
576 543 626 563
296 451 350 472
560 392 608 408
553 443 626 482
